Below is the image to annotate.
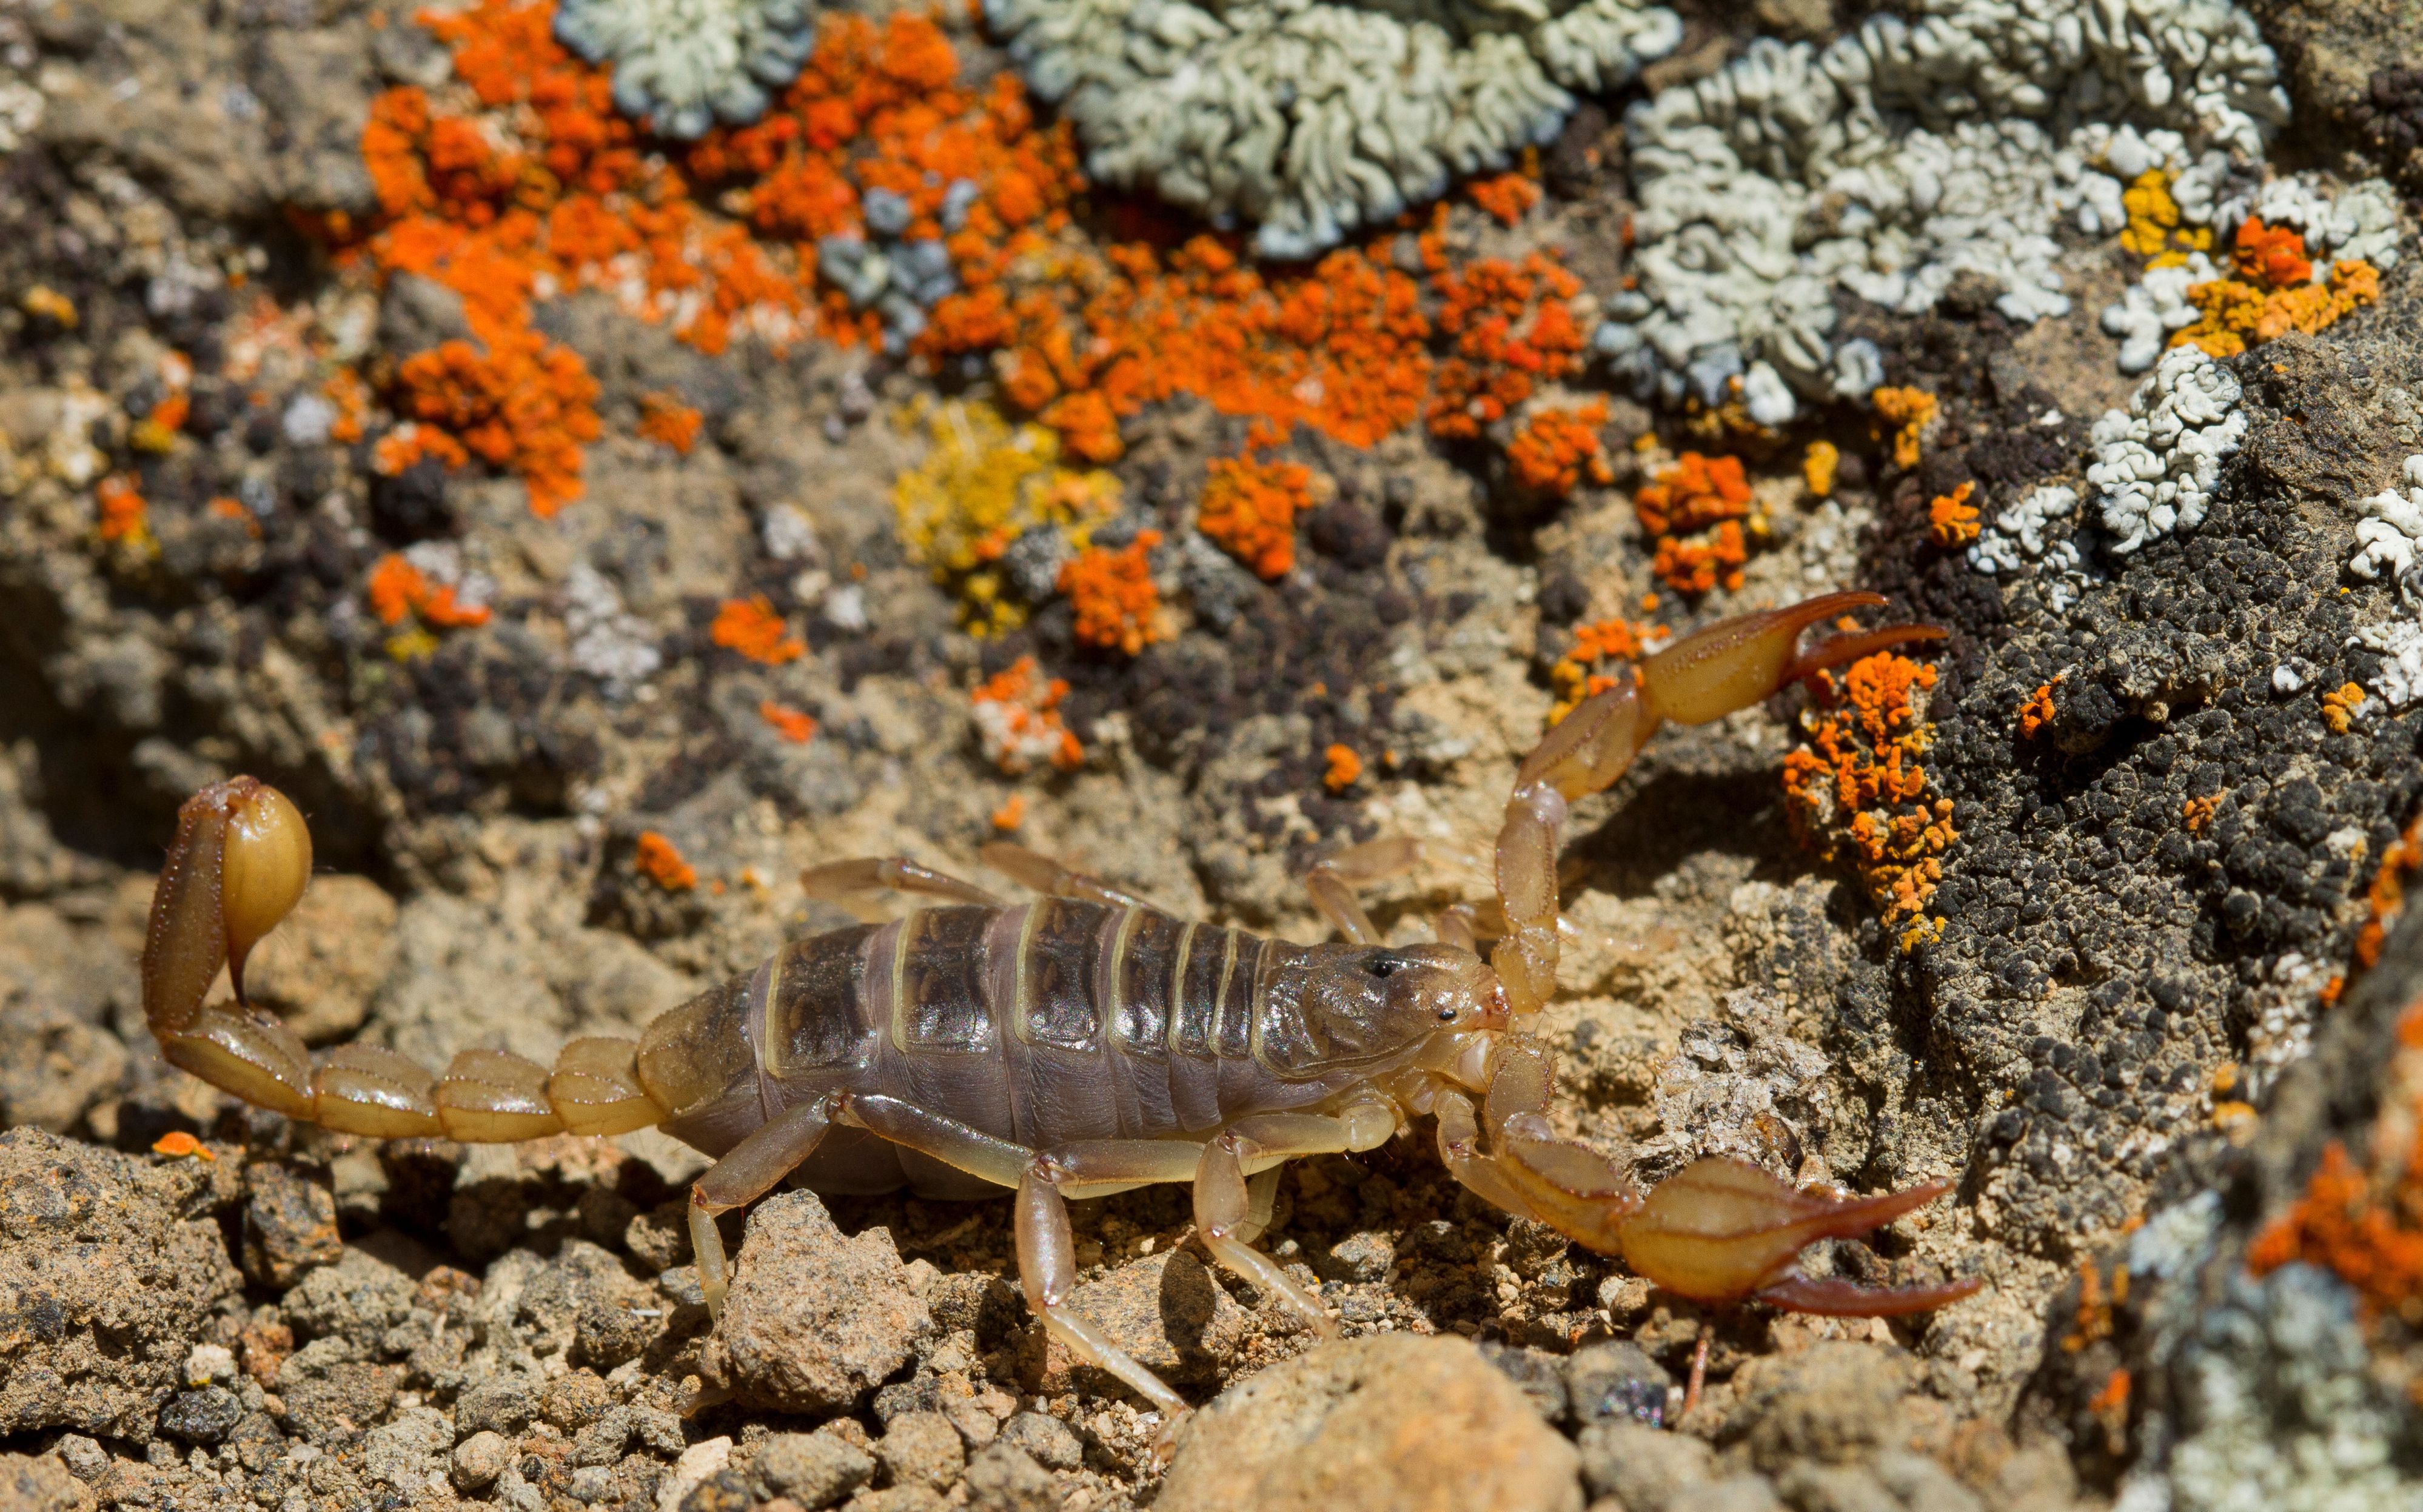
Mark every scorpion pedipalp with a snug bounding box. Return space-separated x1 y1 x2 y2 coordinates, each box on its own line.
1438 1041 1976 1316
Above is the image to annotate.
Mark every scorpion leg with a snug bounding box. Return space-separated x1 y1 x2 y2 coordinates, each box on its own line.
1493 592 1945 1016
1300 836 1487 945
1017 1165 1191 1420
978 842 1156 909
1192 1114 1370 1338
799 856 1002 908
688 1097 836 1316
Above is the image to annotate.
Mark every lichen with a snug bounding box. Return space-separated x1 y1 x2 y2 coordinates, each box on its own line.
1594 0 2288 416
982 0 1681 259
970 655 1082 774
710 595 805 664
1197 456 1318 581
1633 450 1757 595
2088 344 2246 555
1506 401 1612 497
1781 652 1955 940
891 398 1119 636
554 0 820 139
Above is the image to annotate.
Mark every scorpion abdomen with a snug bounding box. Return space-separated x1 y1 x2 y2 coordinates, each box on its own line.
641 899 1342 1199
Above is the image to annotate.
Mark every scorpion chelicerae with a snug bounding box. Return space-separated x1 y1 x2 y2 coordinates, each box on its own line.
141 590 1980 1425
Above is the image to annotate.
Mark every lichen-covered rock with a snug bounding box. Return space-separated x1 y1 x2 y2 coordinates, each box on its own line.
554 0 820 139
698 1191 934 1413
0 1128 240 1436
1159 1334 1582 1512
984 0 1681 259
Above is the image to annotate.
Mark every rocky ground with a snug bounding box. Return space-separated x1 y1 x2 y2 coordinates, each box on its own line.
5 0 2423 1509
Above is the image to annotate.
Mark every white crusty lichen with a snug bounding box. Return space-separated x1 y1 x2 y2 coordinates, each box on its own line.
1595 0 2288 419
981 0 1681 260
2117 1265 2418 1512
2087 344 2247 554
2347 455 2423 707
1967 484 2100 610
555 0 820 139
2103 173 2406 373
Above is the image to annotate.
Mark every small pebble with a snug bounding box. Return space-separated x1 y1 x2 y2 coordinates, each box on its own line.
876 1411 967 1491
451 1431 511 1491
756 1431 875 1509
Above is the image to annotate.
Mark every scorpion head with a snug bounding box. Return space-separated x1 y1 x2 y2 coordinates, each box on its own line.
1260 941 1507 1077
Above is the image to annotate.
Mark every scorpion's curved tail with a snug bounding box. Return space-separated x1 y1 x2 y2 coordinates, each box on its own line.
144 778 676 1142
1436 1037 1979 1315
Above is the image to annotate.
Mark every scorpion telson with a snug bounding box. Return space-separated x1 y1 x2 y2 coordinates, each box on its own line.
142 590 1980 1431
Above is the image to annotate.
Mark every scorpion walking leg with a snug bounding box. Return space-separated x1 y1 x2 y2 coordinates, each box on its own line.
688 1097 836 1316
978 842 1155 909
1191 1112 1382 1338
799 857 1002 908
1016 1165 1191 1419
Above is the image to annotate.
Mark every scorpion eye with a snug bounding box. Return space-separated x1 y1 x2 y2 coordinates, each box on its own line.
1365 954 1401 978
1436 1006 1458 1023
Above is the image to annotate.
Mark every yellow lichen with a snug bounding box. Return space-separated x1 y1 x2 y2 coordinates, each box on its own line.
893 398 1119 635
2117 169 2213 267
1802 440 1838 499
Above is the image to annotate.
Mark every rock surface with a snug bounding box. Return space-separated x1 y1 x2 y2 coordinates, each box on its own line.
0 1128 240 1437
1158 1334 1584 1512
698 1191 936 1413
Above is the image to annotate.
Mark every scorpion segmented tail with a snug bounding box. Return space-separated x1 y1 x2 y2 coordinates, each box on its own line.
144 779 672 1142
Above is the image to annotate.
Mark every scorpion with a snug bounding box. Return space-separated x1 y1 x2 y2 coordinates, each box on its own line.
141 589 1979 1427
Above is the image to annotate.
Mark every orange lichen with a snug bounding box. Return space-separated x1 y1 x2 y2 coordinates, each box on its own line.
2324 681 2368 734
2182 794 2219 834
2059 1253 2127 1352
1782 653 1955 932
1467 170 1541 227
2248 1139 2423 1314
1871 387 1937 472
758 700 817 743
634 831 698 891
1547 617 1665 724
638 391 704 454
1507 401 1613 495
389 338 600 517
150 1131 215 1162
2174 217 2380 360
1928 481 1980 547
132 391 189 453
712 595 806 664
1426 236 1590 441
365 552 492 663
990 792 1027 831
928 231 1431 464
1802 441 1838 499
1058 530 1165 655
2018 681 2059 740
970 654 1083 774
324 368 371 444
2355 815 2423 971
95 475 153 550
1323 743 1364 792
1198 457 1315 579
341 4 1083 510
1634 451 1755 595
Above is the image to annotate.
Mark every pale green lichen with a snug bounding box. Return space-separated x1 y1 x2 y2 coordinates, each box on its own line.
554 0 820 139
982 0 1681 259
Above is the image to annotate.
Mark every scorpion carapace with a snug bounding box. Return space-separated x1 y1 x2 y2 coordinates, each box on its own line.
141 590 1978 1426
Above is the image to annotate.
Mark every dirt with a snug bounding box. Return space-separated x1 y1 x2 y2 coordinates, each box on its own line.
2 0 2422 1508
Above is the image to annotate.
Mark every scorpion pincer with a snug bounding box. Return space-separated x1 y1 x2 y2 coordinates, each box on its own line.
141 590 1980 1427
